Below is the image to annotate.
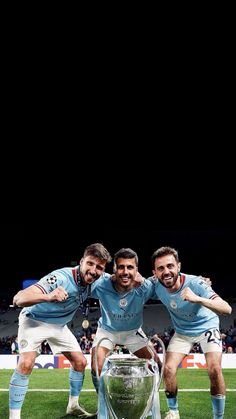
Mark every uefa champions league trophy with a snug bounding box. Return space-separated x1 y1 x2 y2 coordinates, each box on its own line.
103 357 155 419
95 337 165 419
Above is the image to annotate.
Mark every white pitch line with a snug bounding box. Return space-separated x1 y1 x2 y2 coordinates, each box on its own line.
0 388 236 392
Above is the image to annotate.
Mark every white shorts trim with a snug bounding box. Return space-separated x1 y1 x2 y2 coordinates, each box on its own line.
167 329 222 354
92 327 149 353
18 312 81 354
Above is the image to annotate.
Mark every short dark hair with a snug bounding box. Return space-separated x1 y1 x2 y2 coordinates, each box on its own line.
83 243 112 263
151 246 179 269
114 248 138 266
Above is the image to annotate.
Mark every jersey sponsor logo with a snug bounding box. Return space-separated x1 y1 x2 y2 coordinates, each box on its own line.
46 275 57 285
170 299 177 309
119 298 128 308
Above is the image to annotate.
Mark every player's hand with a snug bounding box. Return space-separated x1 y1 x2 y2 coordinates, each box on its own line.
13 295 18 306
181 287 198 303
48 286 69 302
132 272 145 288
202 277 212 286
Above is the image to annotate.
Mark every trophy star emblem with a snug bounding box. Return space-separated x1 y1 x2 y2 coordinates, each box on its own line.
119 298 128 308
170 299 177 309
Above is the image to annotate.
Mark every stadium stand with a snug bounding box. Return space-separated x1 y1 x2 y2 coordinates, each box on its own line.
1 301 235 339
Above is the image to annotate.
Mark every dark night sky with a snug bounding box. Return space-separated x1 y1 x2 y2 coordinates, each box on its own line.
1 222 235 300
3 137 234 301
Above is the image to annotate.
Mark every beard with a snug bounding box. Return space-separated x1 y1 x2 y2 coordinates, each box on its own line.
82 271 98 284
158 274 179 289
114 276 133 292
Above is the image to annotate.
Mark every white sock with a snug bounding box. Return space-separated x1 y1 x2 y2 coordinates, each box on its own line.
9 409 21 419
68 395 78 407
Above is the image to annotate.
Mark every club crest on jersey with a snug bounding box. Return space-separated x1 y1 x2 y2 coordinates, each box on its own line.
46 275 57 285
20 339 28 348
170 299 177 309
119 298 128 308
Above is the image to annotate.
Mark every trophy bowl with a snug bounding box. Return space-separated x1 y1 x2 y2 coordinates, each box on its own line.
103 357 155 419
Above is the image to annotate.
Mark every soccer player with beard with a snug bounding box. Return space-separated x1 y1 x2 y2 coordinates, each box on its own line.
8 243 111 419
150 246 232 419
90 247 162 419
90 248 161 382
87 247 214 418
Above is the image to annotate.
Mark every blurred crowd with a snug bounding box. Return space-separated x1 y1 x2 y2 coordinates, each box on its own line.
149 325 236 354
1 322 236 355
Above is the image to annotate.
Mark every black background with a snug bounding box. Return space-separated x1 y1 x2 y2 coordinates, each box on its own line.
2 144 235 300
1 222 235 300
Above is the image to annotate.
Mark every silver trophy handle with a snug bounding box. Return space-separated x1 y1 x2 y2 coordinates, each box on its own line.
156 336 166 385
95 337 115 381
145 338 166 419
147 337 166 388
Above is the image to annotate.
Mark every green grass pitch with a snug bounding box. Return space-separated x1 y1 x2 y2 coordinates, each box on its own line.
1 369 235 418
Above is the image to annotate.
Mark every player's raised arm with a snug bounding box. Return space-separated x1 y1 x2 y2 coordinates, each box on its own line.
13 284 68 307
180 287 232 315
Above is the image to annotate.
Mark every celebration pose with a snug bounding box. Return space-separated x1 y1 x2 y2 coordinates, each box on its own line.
90 248 161 384
90 248 162 418
9 243 111 419
150 246 232 419
90 248 211 418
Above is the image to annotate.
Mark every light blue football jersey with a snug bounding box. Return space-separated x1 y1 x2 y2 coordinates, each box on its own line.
150 274 219 336
21 266 95 324
91 275 155 332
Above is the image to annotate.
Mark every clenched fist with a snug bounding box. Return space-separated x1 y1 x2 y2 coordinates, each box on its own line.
48 286 69 302
180 287 199 303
